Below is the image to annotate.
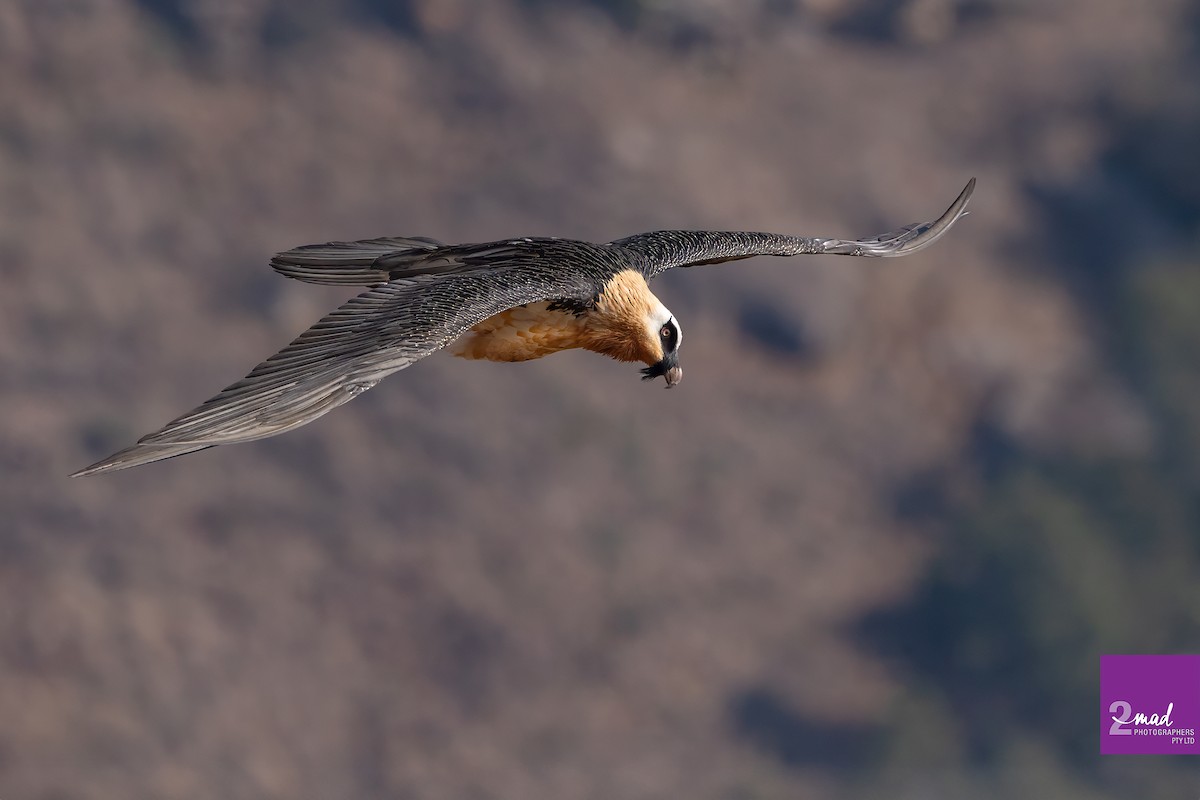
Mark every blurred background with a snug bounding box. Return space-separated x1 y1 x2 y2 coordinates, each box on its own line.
3 0 1200 797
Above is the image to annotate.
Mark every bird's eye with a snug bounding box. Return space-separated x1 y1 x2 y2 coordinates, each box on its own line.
660 325 672 339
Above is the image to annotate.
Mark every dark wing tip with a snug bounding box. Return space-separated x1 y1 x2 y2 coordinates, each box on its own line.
824 178 976 258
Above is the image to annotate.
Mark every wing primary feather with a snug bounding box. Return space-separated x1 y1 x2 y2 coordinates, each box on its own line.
70 442 215 477
815 177 975 257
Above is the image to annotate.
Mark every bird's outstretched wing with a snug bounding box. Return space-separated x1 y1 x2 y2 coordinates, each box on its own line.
613 178 975 280
72 241 601 476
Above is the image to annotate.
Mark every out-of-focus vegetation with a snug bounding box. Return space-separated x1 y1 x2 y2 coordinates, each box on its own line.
860 44 1200 794
859 259 1200 798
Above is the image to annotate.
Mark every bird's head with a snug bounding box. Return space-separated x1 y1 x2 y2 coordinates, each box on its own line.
640 306 683 387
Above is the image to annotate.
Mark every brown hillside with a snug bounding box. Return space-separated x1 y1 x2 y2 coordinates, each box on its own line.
0 1 1188 798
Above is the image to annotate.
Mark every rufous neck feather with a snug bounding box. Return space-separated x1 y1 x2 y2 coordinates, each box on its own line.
582 270 665 364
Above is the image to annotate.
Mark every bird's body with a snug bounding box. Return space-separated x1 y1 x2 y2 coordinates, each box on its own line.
450 268 668 365
72 179 975 477
451 300 592 362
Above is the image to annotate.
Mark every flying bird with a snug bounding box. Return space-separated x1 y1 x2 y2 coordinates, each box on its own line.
72 179 975 476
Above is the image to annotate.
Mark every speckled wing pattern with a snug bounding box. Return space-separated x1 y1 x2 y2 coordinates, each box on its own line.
71 239 615 476
612 178 975 279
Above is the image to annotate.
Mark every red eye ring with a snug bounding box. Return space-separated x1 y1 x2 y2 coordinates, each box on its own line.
660 325 671 338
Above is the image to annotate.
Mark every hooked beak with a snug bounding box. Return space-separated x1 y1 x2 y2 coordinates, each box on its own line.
640 354 683 388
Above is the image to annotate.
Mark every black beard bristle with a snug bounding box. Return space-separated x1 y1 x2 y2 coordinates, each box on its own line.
641 352 678 382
